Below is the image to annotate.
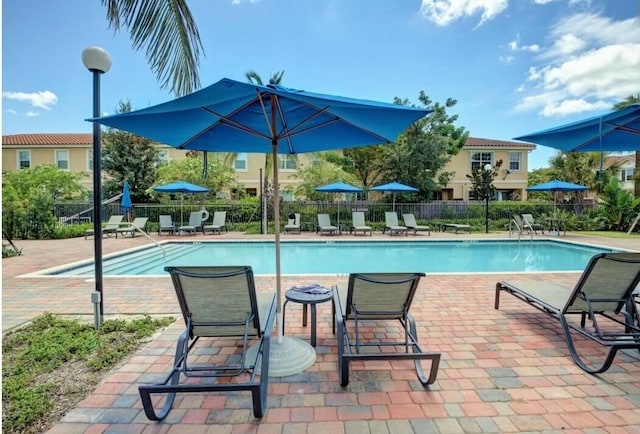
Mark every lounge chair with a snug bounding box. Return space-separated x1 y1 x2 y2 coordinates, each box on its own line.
158 214 175 235
115 217 149 238
402 213 431 235
317 213 338 235
284 213 301 234
441 223 471 233
383 211 408 236
350 211 372 236
203 211 228 235
522 213 545 234
510 214 533 238
178 211 204 235
495 252 640 374
84 215 124 239
138 266 276 420
334 272 441 386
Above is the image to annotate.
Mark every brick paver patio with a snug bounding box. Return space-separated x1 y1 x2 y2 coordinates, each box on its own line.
3 230 639 433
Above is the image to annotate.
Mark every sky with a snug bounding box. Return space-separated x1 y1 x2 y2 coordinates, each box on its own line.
2 0 639 170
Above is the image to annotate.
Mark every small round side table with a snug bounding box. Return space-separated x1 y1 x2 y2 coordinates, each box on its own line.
282 287 334 347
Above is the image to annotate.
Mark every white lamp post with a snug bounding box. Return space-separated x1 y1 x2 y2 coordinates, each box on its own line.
484 163 492 234
82 46 111 329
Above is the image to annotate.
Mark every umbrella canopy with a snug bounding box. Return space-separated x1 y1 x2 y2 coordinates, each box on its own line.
153 181 209 225
88 77 430 374
152 180 210 194
527 180 588 215
315 182 363 228
514 104 640 153
121 181 132 219
371 181 419 210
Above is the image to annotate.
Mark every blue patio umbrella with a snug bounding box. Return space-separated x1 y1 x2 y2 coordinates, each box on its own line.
88 77 430 374
121 181 133 220
371 181 419 211
526 180 588 215
514 104 640 153
153 181 209 225
315 182 363 227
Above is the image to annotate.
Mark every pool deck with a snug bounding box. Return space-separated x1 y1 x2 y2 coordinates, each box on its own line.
3 230 640 433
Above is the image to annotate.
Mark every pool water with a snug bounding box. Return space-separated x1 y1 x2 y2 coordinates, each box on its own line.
48 240 616 276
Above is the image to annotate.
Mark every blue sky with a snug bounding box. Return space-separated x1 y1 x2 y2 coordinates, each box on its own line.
2 0 639 169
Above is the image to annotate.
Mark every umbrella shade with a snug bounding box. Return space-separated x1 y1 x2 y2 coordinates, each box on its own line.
153 181 209 225
315 182 363 227
526 180 588 216
371 181 419 210
89 77 431 370
121 181 133 218
152 180 210 194
514 104 640 152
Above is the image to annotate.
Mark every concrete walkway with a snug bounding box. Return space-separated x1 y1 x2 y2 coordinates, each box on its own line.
3 230 639 433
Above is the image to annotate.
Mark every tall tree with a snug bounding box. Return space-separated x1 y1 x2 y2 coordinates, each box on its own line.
102 0 204 96
322 148 386 198
612 94 640 197
102 101 160 202
384 93 468 201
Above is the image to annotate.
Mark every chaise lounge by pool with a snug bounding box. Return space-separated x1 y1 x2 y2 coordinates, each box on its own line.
39 239 620 277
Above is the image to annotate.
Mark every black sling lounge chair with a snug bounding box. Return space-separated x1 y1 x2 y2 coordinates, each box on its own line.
495 252 640 374
334 272 441 387
138 266 276 420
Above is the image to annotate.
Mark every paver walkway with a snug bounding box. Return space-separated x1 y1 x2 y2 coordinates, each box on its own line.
3 230 639 433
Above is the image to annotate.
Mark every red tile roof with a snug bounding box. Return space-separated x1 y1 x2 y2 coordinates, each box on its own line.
603 154 636 169
464 137 536 149
2 133 92 146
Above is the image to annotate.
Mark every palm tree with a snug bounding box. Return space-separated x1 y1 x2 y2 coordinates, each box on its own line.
102 0 204 97
612 94 640 197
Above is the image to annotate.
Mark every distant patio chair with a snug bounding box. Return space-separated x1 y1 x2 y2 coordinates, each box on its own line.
178 212 205 235
402 213 430 235
84 215 124 239
383 212 407 236
158 215 175 235
350 211 372 236
522 213 545 234
203 211 228 235
317 214 338 235
284 213 301 234
115 217 149 238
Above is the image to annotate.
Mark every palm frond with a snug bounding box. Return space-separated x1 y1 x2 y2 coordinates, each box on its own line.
102 0 203 96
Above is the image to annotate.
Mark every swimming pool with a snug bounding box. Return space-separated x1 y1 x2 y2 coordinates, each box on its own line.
45 240 618 276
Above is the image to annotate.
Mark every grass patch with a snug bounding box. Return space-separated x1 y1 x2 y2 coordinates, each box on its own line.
2 313 175 434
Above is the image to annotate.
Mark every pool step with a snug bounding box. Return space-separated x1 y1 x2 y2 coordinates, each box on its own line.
104 243 198 275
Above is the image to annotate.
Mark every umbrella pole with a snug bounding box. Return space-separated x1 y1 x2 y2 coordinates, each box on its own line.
272 144 283 342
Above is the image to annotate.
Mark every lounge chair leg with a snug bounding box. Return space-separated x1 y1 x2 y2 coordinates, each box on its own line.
559 316 620 374
409 317 440 386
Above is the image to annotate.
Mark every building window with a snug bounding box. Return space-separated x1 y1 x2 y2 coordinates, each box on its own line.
234 153 247 171
18 150 31 169
87 150 93 171
470 152 493 171
508 152 521 172
621 168 634 182
279 155 297 170
56 150 69 170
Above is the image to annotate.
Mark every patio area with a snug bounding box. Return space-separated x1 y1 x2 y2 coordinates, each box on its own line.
3 230 640 433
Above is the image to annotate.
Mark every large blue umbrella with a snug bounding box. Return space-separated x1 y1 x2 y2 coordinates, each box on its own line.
121 181 133 219
153 181 209 225
88 77 430 374
527 180 588 215
371 181 419 210
315 182 363 227
514 104 640 153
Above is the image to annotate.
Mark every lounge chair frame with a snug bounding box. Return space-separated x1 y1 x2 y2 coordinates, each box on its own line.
350 211 372 236
84 215 124 239
115 217 149 238
495 253 640 374
284 213 301 234
334 272 441 387
317 213 338 235
178 211 205 235
383 212 408 236
203 211 228 234
138 266 276 420
521 213 545 234
158 215 175 235
402 213 431 235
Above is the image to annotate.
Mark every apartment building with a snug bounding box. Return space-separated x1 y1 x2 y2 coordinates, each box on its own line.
2 133 535 200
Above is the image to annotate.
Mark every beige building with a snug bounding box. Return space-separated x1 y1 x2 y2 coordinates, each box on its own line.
2 133 535 200
604 154 636 194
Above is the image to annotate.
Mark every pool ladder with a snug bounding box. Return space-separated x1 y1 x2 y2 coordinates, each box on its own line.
125 223 167 259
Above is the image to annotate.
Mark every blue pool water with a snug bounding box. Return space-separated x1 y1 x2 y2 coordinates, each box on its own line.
47 240 617 276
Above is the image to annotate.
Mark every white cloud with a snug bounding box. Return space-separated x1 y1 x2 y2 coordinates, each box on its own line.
515 13 640 117
231 0 260 4
499 55 514 64
508 34 540 53
26 111 40 117
6 109 17 115
533 0 556 4
420 0 508 27
2 90 58 110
